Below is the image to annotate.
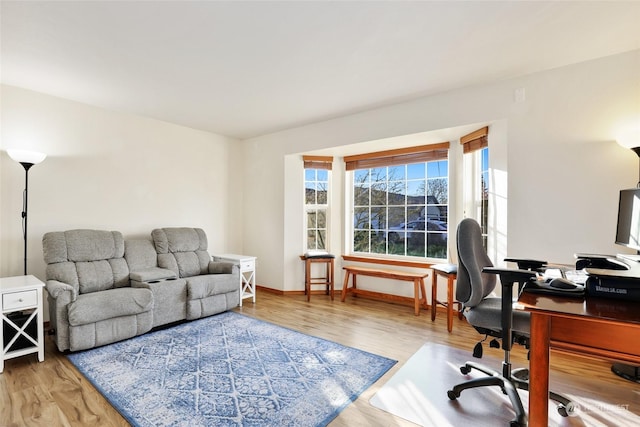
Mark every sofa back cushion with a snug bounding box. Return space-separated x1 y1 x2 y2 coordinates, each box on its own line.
151 228 211 278
124 239 158 272
43 230 129 294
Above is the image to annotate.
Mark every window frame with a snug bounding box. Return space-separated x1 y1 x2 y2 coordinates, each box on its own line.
303 156 332 252
461 127 489 247
345 143 450 262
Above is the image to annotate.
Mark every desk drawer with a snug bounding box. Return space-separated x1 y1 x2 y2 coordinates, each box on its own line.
550 316 640 362
3 290 38 311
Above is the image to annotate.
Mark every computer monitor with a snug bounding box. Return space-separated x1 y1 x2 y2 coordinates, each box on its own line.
615 188 640 253
612 188 640 384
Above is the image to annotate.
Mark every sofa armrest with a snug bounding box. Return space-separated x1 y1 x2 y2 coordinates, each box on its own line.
46 279 77 303
208 261 234 274
130 267 177 283
46 279 76 352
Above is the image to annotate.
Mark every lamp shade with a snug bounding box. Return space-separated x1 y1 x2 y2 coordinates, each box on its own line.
7 149 47 165
617 125 640 150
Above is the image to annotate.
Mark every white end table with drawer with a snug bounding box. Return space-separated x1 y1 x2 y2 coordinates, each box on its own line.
213 254 256 306
1 275 45 373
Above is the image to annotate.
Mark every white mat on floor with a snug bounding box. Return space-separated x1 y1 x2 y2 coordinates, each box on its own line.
370 342 639 427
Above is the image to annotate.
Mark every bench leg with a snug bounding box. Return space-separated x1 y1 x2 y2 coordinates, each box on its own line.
414 278 428 316
341 271 351 302
420 278 428 310
414 279 420 315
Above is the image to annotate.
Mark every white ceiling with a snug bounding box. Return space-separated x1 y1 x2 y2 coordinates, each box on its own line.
2 1 640 140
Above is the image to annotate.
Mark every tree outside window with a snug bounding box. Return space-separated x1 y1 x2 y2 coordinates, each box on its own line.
353 161 448 259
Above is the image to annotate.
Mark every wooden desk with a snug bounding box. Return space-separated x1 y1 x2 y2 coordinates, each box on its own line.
517 292 640 427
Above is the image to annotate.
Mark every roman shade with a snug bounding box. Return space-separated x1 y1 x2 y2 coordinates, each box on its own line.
344 142 449 171
460 126 489 154
303 155 333 170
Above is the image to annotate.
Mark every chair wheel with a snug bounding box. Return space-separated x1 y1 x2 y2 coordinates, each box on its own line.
557 405 568 417
460 365 471 374
447 389 459 400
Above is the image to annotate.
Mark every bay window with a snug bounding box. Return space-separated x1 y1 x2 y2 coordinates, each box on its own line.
303 156 332 251
345 143 449 260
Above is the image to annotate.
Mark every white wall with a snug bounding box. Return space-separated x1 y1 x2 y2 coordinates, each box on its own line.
0 85 244 286
243 50 640 293
1 49 638 304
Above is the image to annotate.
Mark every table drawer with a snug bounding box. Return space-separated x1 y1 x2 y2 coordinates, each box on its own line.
3 290 38 311
240 260 255 271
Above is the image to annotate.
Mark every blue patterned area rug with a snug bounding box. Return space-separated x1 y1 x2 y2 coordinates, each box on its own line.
67 311 396 426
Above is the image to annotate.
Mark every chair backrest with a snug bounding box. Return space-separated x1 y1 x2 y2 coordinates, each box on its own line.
43 229 129 295
456 218 496 308
151 227 210 278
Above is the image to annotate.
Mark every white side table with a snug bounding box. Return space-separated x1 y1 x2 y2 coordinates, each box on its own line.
213 254 257 306
1 275 45 373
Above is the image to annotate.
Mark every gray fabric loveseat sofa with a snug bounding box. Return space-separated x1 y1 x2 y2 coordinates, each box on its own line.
43 228 240 352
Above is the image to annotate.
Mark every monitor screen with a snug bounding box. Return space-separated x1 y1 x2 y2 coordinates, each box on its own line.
615 188 640 252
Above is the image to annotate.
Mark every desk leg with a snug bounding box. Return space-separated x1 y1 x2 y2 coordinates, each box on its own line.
529 312 550 427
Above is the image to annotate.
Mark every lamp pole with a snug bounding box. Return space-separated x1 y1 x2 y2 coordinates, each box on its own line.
19 162 34 275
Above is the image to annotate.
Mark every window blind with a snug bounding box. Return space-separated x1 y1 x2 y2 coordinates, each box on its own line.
343 142 450 171
460 126 488 154
303 155 333 170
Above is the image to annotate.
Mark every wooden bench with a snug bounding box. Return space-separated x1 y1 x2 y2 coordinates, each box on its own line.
341 266 429 316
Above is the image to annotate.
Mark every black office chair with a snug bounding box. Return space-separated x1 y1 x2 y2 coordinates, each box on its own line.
447 218 570 427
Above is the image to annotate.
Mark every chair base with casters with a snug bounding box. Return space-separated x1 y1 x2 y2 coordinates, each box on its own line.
611 363 640 383
446 248 571 427
448 360 572 426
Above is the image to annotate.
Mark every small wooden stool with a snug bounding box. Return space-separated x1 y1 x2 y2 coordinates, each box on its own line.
431 263 464 332
301 253 335 301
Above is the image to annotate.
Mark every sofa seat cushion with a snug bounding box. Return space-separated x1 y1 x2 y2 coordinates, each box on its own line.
186 274 237 300
68 287 153 326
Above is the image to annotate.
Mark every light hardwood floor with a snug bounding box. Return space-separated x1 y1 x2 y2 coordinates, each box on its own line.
1 290 637 426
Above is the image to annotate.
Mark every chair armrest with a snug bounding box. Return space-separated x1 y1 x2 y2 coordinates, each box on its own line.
483 267 537 285
45 279 77 303
208 261 234 274
483 267 537 352
503 257 547 271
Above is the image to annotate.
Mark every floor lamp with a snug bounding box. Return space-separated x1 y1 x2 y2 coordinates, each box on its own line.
7 149 47 275
614 125 640 384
